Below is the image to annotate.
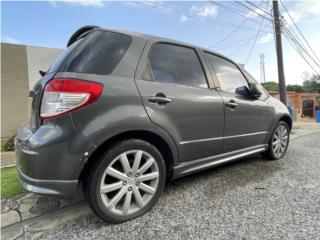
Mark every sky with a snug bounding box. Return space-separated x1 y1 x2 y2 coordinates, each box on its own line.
1 0 320 85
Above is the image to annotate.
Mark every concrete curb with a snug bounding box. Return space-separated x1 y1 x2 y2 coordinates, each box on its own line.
1 193 82 228
2 202 92 240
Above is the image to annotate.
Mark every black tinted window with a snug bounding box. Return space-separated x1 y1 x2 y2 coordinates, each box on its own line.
205 53 248 93
143 44 208 88
50 31 131 75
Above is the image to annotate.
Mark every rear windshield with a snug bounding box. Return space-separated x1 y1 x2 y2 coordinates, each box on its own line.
48 31 132 75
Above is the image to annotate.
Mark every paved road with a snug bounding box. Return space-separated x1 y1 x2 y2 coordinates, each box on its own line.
40 132 320 240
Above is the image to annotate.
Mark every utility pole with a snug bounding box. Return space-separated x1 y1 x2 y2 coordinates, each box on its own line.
272 0 287 105
260 53 266 83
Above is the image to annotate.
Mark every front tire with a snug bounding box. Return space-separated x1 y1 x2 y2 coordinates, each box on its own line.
265 121 290 160
83 139 166 223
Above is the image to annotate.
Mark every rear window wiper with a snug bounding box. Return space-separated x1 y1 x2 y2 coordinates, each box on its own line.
39 70 46 77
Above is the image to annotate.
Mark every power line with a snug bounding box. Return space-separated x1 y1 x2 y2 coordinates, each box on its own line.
212 1 253 16
269 3 320 75
208 16 251 48
280 0 320 63
283 32 320 75
213 34 260 49
233 1 273 22
139 1 270 32
209 1 273 28
245 1 273 18
282 27 320 74
244 1 269 65
227 23 270 57
283 26 320 69
260 53 266 83
208 1 272 48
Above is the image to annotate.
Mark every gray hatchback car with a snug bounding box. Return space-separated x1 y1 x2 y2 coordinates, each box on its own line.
15 26 292 223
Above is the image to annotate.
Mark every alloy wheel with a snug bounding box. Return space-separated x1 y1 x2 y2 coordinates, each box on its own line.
272 125 288 158
99 150 159 216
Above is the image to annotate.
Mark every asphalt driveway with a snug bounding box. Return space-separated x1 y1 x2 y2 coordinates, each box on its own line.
40 132 320 240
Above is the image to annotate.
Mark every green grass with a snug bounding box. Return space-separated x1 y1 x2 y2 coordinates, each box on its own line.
1 136 15 152
1 167 26 199
1 140 7 152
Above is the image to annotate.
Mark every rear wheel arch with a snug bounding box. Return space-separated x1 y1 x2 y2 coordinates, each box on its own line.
79 130 176 182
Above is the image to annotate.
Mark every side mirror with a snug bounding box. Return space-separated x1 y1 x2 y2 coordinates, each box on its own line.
248 83 262 99
235 85 250 97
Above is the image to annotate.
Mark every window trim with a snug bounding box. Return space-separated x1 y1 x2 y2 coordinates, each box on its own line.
139 41 211 90
204 51 251 94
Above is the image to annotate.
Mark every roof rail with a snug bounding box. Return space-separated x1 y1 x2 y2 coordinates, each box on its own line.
67 25 100 47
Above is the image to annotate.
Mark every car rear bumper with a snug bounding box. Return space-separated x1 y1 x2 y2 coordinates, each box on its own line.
16 164 79 197
15 124 85 198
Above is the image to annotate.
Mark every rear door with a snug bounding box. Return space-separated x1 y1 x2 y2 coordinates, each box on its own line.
204 52 271 153
135 41 224 163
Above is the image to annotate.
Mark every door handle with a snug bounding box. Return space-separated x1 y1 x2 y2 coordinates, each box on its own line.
225 100 239 108
147 93 172 105
148 96 172 104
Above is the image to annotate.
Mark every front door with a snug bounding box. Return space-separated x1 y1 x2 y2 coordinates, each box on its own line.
135 41 225 163
205 52 271 152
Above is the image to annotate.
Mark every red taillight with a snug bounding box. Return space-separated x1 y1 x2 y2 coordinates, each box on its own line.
40 78 103 119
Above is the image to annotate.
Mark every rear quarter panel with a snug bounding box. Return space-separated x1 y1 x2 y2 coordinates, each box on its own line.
53 35 179 177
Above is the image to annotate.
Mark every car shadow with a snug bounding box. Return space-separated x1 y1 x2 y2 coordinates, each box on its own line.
81 153 287 227
164 153 285 199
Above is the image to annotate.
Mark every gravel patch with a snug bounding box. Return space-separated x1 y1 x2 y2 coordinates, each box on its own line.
39 132 320 240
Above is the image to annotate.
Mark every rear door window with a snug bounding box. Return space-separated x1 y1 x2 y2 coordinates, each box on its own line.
48 31 132 75
143 43 208 88
205 53 248 93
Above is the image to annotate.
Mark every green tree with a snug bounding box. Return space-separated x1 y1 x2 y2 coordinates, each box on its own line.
286 84 305 93
262 81 279 91
303 74 320 93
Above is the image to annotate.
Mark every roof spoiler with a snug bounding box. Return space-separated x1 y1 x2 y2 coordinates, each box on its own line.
67 25 100 47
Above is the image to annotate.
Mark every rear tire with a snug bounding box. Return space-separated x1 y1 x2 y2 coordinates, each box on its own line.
83 139 166 223
265 121 290 160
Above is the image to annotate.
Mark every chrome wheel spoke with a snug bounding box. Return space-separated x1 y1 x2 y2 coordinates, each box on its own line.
137 172 159 182
100 181 123 194
120 154 131 174
133 186 144 208
138 157 155 174
106 167 127 181
109 187 126 207
273 142 279 151
122 191 133 215
139 183 156 194
132 150 142 174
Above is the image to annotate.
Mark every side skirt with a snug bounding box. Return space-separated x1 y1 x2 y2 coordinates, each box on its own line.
172 144 268 179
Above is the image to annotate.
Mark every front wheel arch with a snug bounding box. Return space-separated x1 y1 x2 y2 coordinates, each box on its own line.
279 115 292 130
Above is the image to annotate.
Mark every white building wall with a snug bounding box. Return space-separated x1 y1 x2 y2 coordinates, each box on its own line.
26 46 62 90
